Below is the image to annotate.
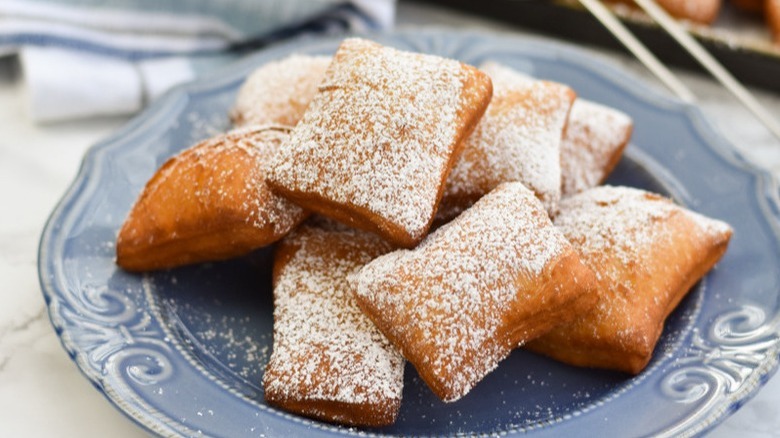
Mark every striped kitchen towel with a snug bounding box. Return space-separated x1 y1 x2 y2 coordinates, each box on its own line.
0 0 395 122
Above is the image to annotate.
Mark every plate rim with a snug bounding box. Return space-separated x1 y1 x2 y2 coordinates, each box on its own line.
38 28 780 437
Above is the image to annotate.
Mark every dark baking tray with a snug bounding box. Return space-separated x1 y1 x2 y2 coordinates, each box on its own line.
415 0 780 94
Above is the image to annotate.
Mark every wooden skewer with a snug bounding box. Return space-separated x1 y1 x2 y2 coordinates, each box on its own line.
633 0 780 141
579 0 697 103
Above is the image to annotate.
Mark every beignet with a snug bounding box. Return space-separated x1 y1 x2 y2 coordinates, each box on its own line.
440 62 575 220
560 99 633 198
266 38 493 247
351 182 597 402
230 55 331 127
116 126 308 271
264 220 404 427
527 186 732 374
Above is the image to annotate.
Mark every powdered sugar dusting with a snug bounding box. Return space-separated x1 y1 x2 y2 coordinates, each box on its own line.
554 186 678 271
268 38 491 242
353 182 570 402
189 126 305 234
560 100 632 197
118 126 306 255
547 185 732 358
443 62 574 216
554 185 731 300
231 55 332 127
681 208 734 237
263 224 404 410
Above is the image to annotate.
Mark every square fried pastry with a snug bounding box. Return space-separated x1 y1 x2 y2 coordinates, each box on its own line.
527 186 732 374
266 38 493 248
230 55 332 127
351 182 597 402
560 99 633 198
264 219 405 427
436 62 576 223
439 62 575 221
116 126 308 271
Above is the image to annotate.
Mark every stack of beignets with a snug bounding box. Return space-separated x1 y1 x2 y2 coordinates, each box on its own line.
115 37 733 428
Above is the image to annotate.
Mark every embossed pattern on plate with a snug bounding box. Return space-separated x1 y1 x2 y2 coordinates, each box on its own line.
39 30 780 437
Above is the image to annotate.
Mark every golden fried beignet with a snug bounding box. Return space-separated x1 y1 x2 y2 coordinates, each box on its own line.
116 126 308 271
230 55 331 127
264 221 404 427
527 186 732 374
266 38 493 248
560 100 633 198
440 62 575 220
351 182 597 402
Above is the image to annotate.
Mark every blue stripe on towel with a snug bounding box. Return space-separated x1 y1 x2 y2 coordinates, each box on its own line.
0 1 383 59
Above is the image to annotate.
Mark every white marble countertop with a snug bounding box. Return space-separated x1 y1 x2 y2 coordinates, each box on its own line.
1 2 779 437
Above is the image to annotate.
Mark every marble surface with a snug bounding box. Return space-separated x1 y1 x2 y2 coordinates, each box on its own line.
1 2 779 436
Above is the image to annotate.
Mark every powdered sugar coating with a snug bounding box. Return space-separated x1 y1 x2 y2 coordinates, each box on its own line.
267 38 492 245
532 185 733 372
263 224 404 424
352 182 572 402
555 186 732 326
116 126 307 270
560 100 633 197
554 186 679 285
183 126 304 234
555 186 730 274
230 55 332 127
228 126 306 233
442 62 575 216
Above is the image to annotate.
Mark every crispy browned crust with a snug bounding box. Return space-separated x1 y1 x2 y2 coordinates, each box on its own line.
265 388 401 428
116 126 308 271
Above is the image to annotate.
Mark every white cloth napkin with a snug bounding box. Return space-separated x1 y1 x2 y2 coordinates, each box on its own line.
1 0 395 122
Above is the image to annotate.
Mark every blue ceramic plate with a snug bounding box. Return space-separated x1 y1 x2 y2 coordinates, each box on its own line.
39 30 780 437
